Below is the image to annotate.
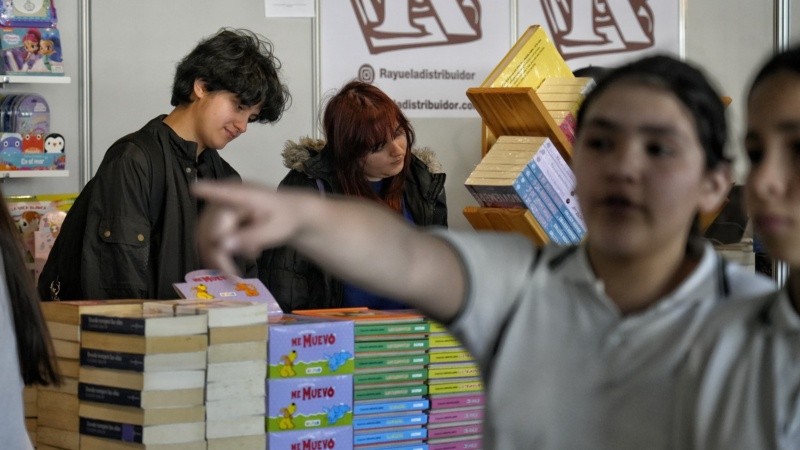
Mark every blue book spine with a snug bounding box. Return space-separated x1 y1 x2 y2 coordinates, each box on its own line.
353 412 429 430
353 398 430 415
539 142 587 237
527 160 581 244
523 165 573 244
514 173 564 244
354 427 428 445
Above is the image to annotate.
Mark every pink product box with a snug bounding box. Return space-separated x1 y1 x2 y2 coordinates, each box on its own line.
268 425 353 450
269 314 355 378
266 375 354 432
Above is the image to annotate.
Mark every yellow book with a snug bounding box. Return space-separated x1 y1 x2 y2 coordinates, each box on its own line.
467 169 524 180
482 25 573 88
539 76 594 86
537 92 583 103
473 162 528 173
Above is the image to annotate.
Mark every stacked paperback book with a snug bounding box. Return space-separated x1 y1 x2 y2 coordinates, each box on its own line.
38 299 143 450
295 308 486 450
296 308 431 449
465 135 586 245
425 321 484 449
76 305 209 449
145 299 269 449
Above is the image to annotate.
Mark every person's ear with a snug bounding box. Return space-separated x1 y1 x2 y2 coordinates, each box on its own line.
698 163 733 214
192 79 207 100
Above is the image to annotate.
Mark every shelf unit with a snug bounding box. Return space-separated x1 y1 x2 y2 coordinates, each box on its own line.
0 75 71 84
462 26 577 245
0 170 68 179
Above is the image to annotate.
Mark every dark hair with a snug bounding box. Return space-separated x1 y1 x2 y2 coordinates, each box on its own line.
171 28 290 124
748 45 800 98
323 80 414 212
572 65 609 81
576 55 729 171
0 195 59 385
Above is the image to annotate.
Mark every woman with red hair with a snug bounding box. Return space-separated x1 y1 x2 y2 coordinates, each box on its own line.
259 80 447 312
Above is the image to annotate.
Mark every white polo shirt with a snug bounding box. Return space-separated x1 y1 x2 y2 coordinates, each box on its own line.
0 254 34 449
674 289 800 449
432 229 776 450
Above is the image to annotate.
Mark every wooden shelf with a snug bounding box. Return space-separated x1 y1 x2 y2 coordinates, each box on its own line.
0 170 69 179
467 87 573 165
463 206 547 247
0 75 71 84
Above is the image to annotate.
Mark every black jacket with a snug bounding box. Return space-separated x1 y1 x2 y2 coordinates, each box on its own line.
258 138 447 312
68 116 251 299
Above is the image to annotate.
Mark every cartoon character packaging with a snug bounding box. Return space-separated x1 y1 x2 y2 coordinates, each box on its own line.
1 26 63 75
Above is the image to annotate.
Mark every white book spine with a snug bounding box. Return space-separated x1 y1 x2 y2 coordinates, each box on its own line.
539 141 587 237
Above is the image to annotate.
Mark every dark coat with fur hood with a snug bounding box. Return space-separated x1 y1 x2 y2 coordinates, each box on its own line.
258 137 447 312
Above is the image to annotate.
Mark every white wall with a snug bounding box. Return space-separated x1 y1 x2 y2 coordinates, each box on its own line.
2 0 797 231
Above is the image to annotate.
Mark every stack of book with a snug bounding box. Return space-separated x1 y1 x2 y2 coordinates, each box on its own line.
535 76 595 144
147 299 270 449
38 300 143 450
465 136 543 209
425 321 484 450
75 306 209 449
265 313 355 449
466 136 585 245
296 308 431 449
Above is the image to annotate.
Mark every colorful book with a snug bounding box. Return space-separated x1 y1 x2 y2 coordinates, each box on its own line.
426 421 483 440
356 339 429 353
354 383 428 401
354 369 428 385
353 398 430 415
354 426 427 446
172 269 282 316
427 378 483 395
481 25 573 88
428 393 485 410
355 354 430 371
428 406 484 425
353 411 429 430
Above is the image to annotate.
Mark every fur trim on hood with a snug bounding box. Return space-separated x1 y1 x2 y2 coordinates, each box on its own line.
281 137 444 175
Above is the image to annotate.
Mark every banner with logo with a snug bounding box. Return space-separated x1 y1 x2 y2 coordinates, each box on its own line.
518 0 683 70
321 1 511 118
